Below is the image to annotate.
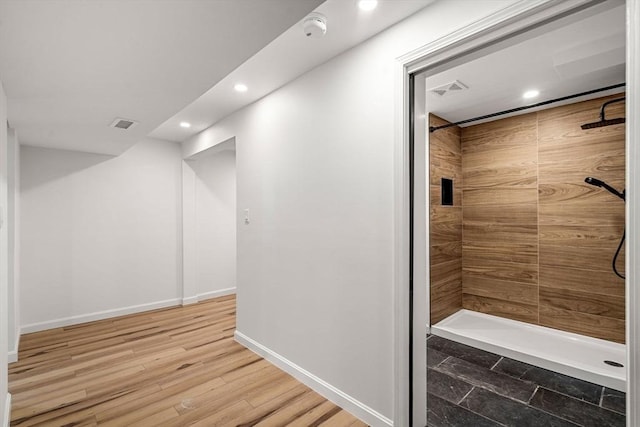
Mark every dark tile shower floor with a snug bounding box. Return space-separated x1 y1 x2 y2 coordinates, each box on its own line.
427 335 626 427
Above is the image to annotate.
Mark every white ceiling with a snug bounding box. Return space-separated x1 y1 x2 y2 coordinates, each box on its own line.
0 0 323 155
0 0 433 155
151 0 434 143
423 0 626 127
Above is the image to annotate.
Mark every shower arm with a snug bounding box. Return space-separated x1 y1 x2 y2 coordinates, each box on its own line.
598 97 626 121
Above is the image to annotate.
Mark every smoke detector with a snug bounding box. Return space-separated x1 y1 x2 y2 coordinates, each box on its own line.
302 13 327 38
109 117 139 130
429 80 469 97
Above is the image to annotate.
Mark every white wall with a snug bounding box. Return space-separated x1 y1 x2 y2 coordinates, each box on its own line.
186 146 236 300
20 139 183 331
0 79 10 427
183 1 518 424
7 128 20 363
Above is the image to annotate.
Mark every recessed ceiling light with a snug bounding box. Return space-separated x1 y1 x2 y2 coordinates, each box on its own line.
234 83 248 93
180 121 191 128
358 0 378 11
523 89 540 99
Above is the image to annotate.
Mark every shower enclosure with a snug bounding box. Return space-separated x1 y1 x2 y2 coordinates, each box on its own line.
427 93 626 390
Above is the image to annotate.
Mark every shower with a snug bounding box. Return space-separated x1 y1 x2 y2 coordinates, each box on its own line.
580 97 626 129
583 176 625 280
581 97 626 280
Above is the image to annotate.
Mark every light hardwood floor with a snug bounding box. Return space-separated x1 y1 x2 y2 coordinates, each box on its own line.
9 295 367 426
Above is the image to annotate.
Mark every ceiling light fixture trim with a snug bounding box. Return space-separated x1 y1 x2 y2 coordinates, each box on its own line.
358 0 378 11
234 83 248 92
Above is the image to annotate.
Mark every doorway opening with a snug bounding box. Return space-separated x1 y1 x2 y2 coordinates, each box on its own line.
399 0 638 425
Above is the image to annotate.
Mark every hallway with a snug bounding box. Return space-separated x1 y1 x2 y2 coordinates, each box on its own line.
8 296 365 426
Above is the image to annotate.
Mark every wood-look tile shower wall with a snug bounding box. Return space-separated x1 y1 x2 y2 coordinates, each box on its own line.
429 115 463 324
429 94 626 343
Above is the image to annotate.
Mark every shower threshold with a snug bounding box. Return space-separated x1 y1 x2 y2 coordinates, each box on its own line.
431 309 626 391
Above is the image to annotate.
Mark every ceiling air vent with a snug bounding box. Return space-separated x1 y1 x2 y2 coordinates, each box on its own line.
109 117 138 130
429 80 469 96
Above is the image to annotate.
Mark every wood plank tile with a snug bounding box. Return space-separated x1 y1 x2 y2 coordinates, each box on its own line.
462 112 537 151
540 243 624 273
539 224 623 247
538 202 624 227
431 241 462 266
539 265 624 298
538 183 625 204
462 294 538 324
539 305 625 343
429 113 463 323
463 188 538 206
462 277 538 306
463 242 538 265
463 259 538 284
462 145 537 189
431 272 463 325
430 207 462 245
540 286 625 320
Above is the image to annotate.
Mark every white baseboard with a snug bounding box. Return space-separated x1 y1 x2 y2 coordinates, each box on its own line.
181 296 199 306
182 287 236 306
234 331 392 427
7 328 22 363
8 330 20 363
21 298 182 334
3 393 11 427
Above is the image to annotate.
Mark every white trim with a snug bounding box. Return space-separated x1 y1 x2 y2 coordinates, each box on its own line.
181 296 199 306
394 0 614 425
393 43 412 427
626 1 639 425
235 330 392 427
3 393 10 427
402 0 603 73
21 298 181 334
198 287 235 301
7 331 20 363
182 287 236 305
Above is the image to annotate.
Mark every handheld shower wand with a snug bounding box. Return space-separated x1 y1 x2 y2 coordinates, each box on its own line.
584 177 625 201
584 177 625 279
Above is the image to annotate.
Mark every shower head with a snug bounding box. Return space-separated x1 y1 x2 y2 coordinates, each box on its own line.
581 97 625 130
585 177 605 187
584 177 625 201
580 117 625 129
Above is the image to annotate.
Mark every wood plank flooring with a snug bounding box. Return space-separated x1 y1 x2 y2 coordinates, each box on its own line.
9 295 367 426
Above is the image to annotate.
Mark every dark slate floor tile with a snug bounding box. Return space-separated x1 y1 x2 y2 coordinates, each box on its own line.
427 368 474 404
521 366 602 404
601 388 626 414
461 386 579 427
492 357 535 379
435 356 537 403
530 387 625 427
427 348 449 368
427 336 501 369
427 392 500 427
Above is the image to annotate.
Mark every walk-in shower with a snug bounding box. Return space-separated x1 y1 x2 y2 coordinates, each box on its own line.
427 91 627 390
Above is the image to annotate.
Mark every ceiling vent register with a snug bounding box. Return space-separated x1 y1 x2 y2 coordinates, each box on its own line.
110 118 138 130
429 80 469 96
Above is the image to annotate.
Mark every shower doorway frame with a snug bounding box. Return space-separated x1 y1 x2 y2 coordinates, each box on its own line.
392 0 640 426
